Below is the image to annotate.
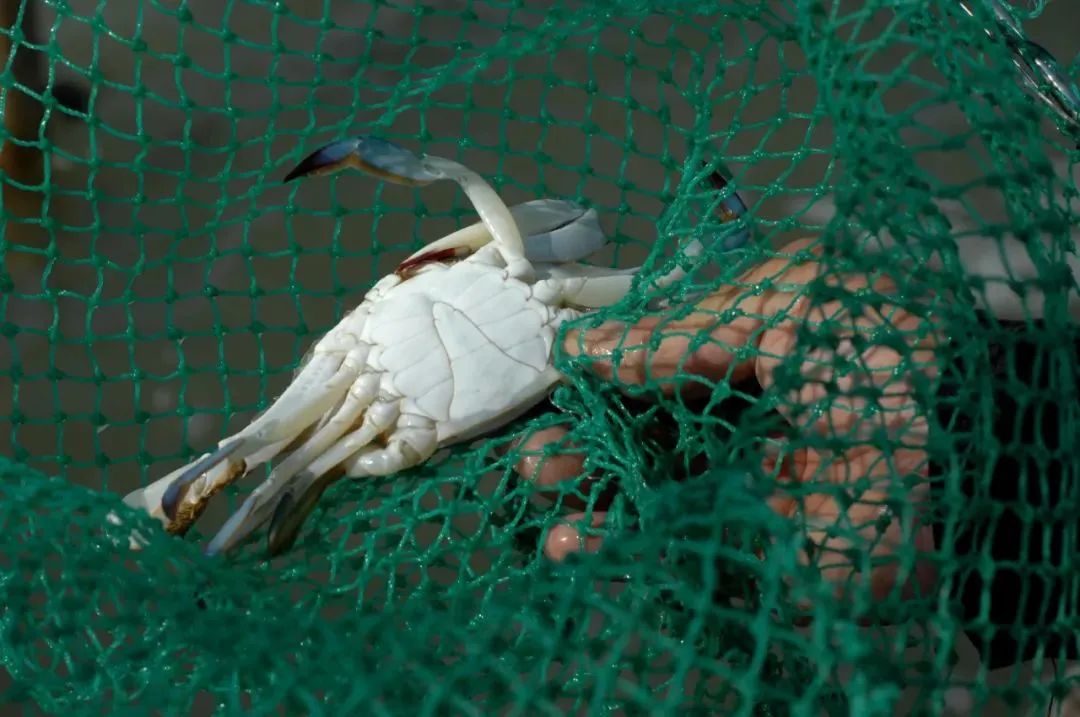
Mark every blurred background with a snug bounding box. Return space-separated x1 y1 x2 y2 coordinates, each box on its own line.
0 1 1077 714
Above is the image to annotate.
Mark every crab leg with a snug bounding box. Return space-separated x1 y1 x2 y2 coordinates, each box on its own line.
286 136 533 280
141 309 373 531
249 373 381 498
121 437 293 534
201 388 400 556
261 411 438 556
533 248 705 311
395 199 606 274
518 201 607 263
205 399 439 557
535 182 750 309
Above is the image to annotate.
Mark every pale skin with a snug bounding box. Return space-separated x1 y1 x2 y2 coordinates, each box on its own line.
509 237 944 603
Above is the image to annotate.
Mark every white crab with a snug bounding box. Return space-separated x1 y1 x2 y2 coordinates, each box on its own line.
120 136 750 557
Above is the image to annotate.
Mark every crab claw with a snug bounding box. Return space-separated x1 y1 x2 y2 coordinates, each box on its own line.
705 162 752 251
395 199 607 275
284 135 534 281
283 136 442 186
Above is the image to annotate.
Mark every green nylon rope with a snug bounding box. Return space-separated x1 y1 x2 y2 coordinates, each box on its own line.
1 1 1078 714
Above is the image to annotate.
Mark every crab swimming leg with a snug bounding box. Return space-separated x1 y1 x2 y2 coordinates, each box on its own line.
202 384 401 556
286 137 622 274
206 396 408 556
121 438 294 536
285 136 534 280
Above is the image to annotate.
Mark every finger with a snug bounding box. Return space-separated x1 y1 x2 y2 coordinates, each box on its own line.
543 511 608 562
766 442 937 603
505 425 610 513
563 290 760 392
511 425 586 489
754 288 941 607
561 237 837 393
756 288 942 443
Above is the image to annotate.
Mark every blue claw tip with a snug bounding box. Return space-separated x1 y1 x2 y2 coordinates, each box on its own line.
706 164 752 251
283 136 442 186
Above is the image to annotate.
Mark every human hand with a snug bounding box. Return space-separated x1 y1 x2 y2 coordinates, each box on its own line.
510 237 943 601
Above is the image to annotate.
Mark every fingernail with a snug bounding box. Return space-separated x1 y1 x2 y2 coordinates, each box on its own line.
543 513 607 561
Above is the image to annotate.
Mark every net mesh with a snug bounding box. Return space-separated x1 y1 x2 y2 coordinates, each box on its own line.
1 0 1078 714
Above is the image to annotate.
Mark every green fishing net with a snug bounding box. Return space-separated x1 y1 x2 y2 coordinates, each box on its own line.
1 0 1079 714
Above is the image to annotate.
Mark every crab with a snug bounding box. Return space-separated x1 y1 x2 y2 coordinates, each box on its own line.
120 135 751 557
